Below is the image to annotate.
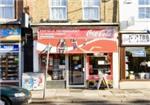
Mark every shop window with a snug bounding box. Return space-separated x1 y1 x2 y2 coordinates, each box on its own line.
0 0 15 19
0 53 19 80
40 54 65 80
82 0 100 21
89 56 110 75
125 47 150 80
138 0 150 19
49 0 67 21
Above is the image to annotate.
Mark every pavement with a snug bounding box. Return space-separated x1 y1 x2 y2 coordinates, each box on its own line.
30 88 150 104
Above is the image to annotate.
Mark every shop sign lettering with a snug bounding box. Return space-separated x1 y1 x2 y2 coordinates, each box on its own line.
0 44 19 51
38 28 115 40
86 30 114 38
122 34 150 45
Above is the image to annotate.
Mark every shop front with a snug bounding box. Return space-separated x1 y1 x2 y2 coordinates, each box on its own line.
0 25 22 86
120 33 150 89
34 25 118 88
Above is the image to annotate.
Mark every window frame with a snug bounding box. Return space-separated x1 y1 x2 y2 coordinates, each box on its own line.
49 0 68 21
0 0 15 19
137 0 150 21
82 0 100 21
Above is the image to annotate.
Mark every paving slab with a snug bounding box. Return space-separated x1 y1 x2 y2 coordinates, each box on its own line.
31 88 150 104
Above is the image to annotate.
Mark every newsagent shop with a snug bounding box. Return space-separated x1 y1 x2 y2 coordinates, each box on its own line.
33 25 119 89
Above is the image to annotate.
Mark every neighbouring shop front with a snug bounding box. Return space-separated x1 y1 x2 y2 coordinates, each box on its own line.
0 25 22 86
34 25 118 88
120 33 150 89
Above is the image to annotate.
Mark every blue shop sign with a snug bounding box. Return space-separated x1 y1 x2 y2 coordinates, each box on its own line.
0 44 19 51
0 28 21 37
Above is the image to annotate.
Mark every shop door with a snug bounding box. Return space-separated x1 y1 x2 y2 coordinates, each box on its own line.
69 55 85 86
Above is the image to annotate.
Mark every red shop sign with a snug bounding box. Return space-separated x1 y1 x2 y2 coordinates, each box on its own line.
38 28 115 40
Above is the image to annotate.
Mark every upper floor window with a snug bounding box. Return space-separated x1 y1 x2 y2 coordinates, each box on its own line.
138 0 150 19
0 0 15 19
50 0 67 21
83 0 100 21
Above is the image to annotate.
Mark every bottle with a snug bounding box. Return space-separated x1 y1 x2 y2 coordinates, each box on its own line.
129 71 135 80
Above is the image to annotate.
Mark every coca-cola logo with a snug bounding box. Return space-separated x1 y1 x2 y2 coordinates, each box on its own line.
86 29 114 39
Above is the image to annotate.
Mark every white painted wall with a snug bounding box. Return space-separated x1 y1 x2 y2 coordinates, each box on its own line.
120 81 150 89
120 0 150 31
113 52 119 89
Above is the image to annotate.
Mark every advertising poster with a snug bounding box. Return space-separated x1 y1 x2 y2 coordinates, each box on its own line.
0 28 21 41
22 73 45 90
37 27 117 54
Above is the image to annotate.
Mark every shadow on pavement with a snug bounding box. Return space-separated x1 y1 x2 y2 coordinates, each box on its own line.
30 98 150 105
129 99 150 103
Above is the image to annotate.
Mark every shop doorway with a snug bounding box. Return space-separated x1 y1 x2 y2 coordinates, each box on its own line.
69 55 85 86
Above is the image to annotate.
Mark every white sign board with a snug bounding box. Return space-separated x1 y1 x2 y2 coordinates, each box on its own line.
122 34 150 45
98 60 105 65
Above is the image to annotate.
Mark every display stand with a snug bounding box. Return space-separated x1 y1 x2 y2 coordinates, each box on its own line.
97 69 109 89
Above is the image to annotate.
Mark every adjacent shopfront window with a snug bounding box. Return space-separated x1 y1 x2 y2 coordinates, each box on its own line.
121 33 150 80
40 54 65 80
125 47 150 80
0 44 20 81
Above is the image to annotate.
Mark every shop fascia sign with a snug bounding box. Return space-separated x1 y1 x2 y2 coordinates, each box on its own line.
0 44 19 52
122 34 150 45
37 28 115 40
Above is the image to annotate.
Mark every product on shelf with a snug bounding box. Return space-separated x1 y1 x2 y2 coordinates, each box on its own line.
0 53 19 80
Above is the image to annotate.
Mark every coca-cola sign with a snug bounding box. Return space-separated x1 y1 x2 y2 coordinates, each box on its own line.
38 28 115 40
86 29 114 39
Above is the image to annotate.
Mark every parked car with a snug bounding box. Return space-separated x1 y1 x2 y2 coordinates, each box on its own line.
0 85 31 105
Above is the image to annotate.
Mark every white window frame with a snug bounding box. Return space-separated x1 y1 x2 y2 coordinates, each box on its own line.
0 0 15 19
49 0 67 21
137 0 150 21
82 0 100 21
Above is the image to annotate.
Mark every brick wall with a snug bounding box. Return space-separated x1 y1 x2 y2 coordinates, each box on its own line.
24 0 118 23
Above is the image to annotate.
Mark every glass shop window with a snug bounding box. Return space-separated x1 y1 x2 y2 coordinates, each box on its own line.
125 47 150 80
40 54 65 80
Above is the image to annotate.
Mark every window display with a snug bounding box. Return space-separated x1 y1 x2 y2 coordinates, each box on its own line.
0 53 19 80
89 54 111 76
40 54 65 80
125 47 150 80
87 53 113 88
